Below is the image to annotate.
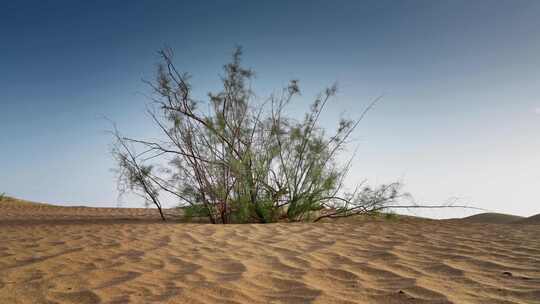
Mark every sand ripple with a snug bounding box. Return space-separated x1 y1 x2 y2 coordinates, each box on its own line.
0 214 539 303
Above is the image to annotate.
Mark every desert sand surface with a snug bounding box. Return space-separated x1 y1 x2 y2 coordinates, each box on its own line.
1 198 539 304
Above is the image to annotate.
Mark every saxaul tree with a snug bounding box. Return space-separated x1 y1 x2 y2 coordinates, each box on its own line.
112 47 410 223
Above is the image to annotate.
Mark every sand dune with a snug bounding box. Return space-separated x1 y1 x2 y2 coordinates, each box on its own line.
0 197 179 224
516 214 540 225
0 196 53 207
1 200 539 303
460 212 540 225
461 212 525 224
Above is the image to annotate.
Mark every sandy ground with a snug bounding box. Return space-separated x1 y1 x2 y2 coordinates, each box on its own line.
1 199 539 304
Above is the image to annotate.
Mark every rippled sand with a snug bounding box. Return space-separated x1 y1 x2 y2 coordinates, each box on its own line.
1 201 539 303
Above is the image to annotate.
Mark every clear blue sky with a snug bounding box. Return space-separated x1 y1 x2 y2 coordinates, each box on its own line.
1 0 539 217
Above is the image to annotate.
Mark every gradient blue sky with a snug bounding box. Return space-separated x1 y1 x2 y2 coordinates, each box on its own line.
1 0 539 218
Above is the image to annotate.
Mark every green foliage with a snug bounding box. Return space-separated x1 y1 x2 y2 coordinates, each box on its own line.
183 204 211 222
0 193 5 202
113 46 402 224
384 212 399 220
369 210 399 221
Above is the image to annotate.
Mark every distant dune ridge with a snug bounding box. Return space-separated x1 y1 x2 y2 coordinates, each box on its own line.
0 196 180 223
1 197 539 303
461 212 525 224
516 213 540 225
461 212 540 224
0 196 54 207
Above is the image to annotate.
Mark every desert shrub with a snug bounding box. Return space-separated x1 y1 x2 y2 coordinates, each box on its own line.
0 193 5 202
364 209 398 221
384 211 399 220
182 204 211 222
112 47 408 223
